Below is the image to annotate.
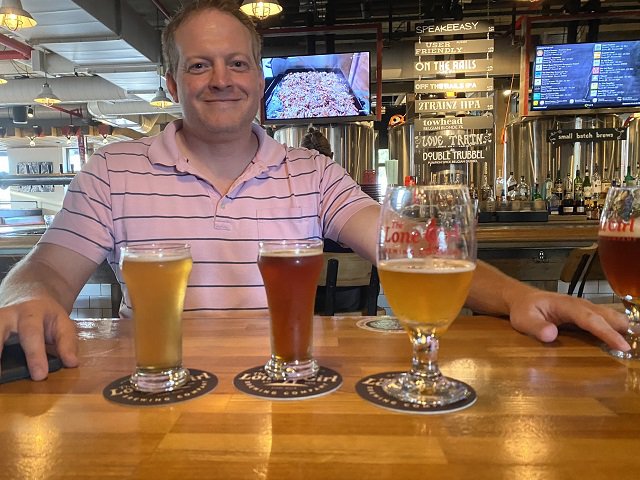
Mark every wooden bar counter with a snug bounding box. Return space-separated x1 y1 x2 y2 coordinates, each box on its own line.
1 314 639 479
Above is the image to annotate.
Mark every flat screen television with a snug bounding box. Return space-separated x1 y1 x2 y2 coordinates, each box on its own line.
261 52 372 125
531 40 640 111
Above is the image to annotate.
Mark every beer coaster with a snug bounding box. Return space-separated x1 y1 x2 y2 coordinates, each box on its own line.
103 369 218 407
355 371 477 414
356 316 405 333
234 366 342 400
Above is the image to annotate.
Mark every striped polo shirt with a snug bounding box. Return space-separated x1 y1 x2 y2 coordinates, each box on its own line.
41 121 377 317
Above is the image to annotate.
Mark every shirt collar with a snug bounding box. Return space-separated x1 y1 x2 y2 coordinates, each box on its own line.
148 120 286 169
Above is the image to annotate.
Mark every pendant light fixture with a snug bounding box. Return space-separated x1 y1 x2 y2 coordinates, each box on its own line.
0 0 37 31
240 1 282 20
149 83 173 108
34 73 61 106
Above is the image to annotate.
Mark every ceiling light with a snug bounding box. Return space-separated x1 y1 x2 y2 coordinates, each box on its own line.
0 0 37 31
149 86 173 109
240 1 282 20
28 135 35 147
26 105 34 117
0 77 7 85
34 81 61 106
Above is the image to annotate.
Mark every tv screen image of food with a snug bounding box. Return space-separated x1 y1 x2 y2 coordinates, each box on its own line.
262 52 371 123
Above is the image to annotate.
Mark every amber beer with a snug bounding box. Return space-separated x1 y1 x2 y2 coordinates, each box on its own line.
598 221 640 302
120 243 192 392
258 240 324 380
378 258 476 335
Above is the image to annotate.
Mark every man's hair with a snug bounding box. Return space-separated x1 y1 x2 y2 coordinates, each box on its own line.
161 0 262 76
301 127 333 158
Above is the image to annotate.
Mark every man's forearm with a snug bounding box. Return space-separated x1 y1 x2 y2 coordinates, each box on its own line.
0 255 78 313
465 260 537 317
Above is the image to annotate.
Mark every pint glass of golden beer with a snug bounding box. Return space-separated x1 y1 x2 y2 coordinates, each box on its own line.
599 186 640 359
258 239 324 380
120 243 193 392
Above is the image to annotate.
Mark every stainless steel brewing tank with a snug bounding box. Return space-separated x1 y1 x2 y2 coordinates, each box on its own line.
387 122 413 184
272 123 375 183
504 114 624 189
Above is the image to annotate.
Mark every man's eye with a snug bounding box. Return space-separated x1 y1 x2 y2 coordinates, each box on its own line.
188 63 207 72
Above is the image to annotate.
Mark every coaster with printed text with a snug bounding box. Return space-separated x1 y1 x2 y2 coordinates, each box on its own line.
356 316 405 333
103 369 218 406
234 365 342 400
356 371 477 414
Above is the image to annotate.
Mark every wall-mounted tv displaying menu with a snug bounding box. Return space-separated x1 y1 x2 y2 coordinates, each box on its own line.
531 40 640 111
261 52 372 125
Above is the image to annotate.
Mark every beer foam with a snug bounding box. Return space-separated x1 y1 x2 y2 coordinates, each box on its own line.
260 248 323 257
379 258 476 273
123 251 191 261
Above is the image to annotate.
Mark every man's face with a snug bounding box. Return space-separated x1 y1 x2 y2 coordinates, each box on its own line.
166 9 264 138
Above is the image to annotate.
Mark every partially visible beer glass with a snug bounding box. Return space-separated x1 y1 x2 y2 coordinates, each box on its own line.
120 243 193 392
258 239 324 380
378 185 477 408
598 186 640 360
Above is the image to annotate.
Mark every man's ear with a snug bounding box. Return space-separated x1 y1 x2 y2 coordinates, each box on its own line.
166 71 179 103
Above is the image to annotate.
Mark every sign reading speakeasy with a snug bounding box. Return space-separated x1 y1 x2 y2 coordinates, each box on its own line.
547 128 627 145
415 39 494 56
417 97 494 113
415 78 494 94
414 115 494 132
415 20 494 36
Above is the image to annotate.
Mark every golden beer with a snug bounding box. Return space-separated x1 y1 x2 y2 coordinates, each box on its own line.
120 243 192 392
378 258 476 335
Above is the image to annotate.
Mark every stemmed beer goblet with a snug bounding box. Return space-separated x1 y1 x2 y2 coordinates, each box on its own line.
377 185 477 409
598 186 640 360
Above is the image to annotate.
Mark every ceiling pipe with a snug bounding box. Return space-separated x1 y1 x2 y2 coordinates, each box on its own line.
0 32 32 60
87 100 182 117
0 76 130 106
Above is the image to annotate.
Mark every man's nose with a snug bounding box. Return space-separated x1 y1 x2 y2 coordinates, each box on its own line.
208 67 231 88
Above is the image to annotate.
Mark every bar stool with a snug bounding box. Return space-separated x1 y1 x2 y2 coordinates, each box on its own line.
559 243 600 298
315 252 381 316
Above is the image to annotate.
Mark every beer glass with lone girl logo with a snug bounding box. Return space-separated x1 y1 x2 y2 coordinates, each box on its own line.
258 239 324 380
120 243 193 392
598 186 640 359
377 185 477 409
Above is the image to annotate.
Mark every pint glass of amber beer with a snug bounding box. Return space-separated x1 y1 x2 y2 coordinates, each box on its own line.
258 239 324 380
120 243 193 392
598 186 640 360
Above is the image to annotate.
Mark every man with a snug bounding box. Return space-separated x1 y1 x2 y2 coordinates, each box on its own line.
0 0 629 381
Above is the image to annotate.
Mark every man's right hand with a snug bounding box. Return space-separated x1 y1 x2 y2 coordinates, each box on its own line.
0 297 79 380
0 243 101 381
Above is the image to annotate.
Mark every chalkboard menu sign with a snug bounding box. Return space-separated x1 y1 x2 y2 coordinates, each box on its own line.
413 20 495 185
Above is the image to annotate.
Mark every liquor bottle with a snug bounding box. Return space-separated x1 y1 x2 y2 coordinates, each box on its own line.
495 168 504 204
637 163 640 186
543 171 553 201
624 165 636 187
469 181 478 200
480 163 494 202
548 193 561 215
517 175 530 201
592 162 602 199
573 169 583 204
533 183 543 200
554 169 564 201
562 172 574 215
611 167 620 187
583 168 592 207
506 171 517 201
